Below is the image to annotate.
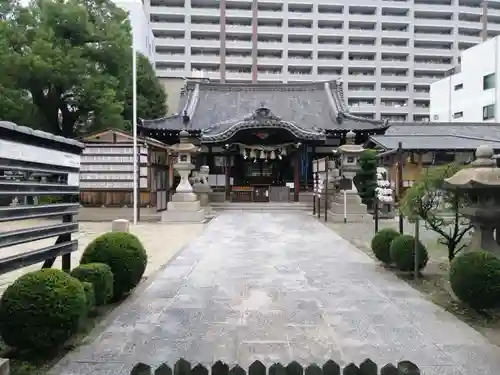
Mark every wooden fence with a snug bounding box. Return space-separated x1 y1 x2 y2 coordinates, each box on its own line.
130 359 421 375
0 121 84 273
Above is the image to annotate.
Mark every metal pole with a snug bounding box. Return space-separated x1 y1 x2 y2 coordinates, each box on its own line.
374 195 379 233
397 141 404 234
324 158 328 222
414 217 420 280
132 30 138 225
312 172 316 216
481 0 488 42
343 190 347 224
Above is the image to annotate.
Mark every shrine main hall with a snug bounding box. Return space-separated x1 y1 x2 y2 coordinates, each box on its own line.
139 80 388 203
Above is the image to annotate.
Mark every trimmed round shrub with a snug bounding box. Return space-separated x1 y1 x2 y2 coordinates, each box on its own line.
371 228 401 264
71 263 114 306
450 251 500 310
82 281 96 314
389 234 429 272
0 269 86 351
81 232 147 300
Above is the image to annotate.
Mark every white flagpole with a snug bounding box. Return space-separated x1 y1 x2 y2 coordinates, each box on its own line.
132 29 138 225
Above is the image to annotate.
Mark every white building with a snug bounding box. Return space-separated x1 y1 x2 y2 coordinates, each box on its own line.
430 36 500 123
146 0 500 122
114 0 155 65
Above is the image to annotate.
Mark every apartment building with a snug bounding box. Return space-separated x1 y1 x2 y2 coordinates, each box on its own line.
146 0 500 122
115 0 156 65
430 36 500 122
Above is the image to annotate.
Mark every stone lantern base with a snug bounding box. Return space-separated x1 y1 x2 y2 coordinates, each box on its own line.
328 191 372 222
161 192 205 223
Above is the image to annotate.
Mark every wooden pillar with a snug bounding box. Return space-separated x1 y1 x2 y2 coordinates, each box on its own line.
294 150 300 202
225 154 231 201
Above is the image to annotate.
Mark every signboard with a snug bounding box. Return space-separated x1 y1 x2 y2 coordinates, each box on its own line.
339 178 353 191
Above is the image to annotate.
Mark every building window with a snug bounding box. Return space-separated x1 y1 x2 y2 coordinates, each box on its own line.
453 111 463 119
454 83 463 90
483 104 495 120
483 73 495 90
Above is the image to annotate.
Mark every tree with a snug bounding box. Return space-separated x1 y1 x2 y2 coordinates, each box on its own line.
401 163 473 262
355 149 378 209
0 0 133 137
122 53 167 130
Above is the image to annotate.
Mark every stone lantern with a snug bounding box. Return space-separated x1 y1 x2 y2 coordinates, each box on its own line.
329 130 370 222
161 129 205 223
338 130 364 193
444 145 500 257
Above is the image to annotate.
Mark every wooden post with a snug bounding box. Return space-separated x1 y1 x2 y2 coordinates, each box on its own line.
225 154 231 201
294 150 300 202
397 141 404 234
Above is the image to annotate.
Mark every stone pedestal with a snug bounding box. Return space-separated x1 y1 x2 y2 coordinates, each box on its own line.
329 191 372 222
161 191 205 223
193 184 213 218
112 219 130 232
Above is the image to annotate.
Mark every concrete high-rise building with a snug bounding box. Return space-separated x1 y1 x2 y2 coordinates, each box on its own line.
146 0 500 122
115 0 156 65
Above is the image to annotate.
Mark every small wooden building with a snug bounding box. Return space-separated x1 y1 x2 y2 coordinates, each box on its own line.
366 122 500 192
79 129 171 210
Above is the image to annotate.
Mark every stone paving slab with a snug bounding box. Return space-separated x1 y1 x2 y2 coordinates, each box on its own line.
51 213 500 375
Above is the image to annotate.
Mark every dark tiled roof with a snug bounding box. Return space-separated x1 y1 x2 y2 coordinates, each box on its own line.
370 134 500 151
386 122 500 140
370 122 500 151
140 81 388 138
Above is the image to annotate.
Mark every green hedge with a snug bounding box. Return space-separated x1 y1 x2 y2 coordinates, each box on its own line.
450 251 500 310
0 269 86 351
81 232 147 300
71 263 114 306
389 234 429 272
371 228 401 264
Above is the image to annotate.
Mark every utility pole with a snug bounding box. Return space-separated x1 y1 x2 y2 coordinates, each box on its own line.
220 0 226 83
481 0 488 42
251 0 258 83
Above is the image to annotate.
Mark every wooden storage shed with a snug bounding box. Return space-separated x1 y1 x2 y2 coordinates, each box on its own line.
79 129 171 211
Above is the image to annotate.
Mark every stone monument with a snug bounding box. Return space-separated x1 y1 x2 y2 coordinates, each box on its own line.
193 165 213 218
329 130 371 222
444 145 500 258
161 130 205 223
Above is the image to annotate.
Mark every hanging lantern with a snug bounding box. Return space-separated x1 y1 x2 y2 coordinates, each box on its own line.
270 150 276 160
259 150 266 159
250 149 256 159
281 147 287 156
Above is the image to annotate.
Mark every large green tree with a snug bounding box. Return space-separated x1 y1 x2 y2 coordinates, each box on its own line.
0 0 166 137
123 53 167 130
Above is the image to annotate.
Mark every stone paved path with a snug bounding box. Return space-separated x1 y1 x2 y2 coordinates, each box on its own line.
51 213 500 375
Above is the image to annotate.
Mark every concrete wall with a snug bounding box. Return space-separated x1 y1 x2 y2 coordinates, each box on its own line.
430 37 500 122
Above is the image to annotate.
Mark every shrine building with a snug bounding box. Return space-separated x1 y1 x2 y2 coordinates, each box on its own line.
139 80 389 203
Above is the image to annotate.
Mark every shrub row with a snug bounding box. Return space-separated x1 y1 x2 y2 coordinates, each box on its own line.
0 231 148 352
371 228 500 311
370 228 428 272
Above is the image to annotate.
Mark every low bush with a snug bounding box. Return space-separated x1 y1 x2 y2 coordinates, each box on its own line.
371 228 401 264
389 234 429 272
0 269 86 351
80 232 147 300
450 251 500 310
81 281 96 314
71 263 114 306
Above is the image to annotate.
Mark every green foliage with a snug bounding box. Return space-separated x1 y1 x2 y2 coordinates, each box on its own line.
450 251 500 310
401 164 473 262
81 232 147 300
389 234 429 272
81 281 96 314
123 54 167 131
355 149 378 208
371 228 401 264
0 269 86 351
0 0 167 136
70 263 114 305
